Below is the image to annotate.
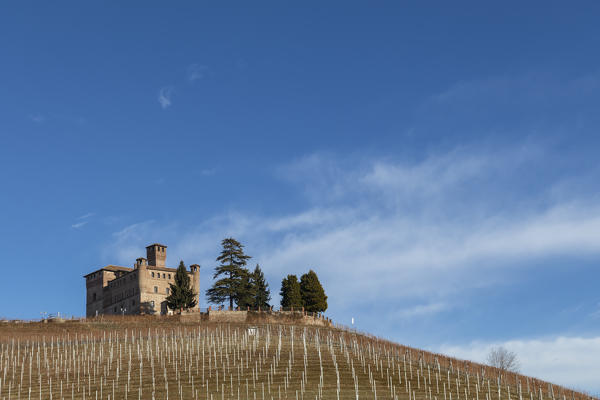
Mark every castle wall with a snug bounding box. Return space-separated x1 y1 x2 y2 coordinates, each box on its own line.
208 310 248 322
139 267 199 315
205 310 331 326
140 267 173 315
102 270 140 315
85 272 104 317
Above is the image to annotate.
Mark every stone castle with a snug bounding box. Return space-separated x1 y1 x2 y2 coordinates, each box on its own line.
84 243 200 317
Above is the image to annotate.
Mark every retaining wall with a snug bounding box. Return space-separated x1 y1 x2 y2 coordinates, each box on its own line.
207 309 331 326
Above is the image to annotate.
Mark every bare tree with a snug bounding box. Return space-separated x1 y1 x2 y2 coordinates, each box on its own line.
486 346 519 372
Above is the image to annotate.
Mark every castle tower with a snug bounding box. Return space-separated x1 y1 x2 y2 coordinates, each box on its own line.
135 257 147 268
146 243 167 267
190 264 201 307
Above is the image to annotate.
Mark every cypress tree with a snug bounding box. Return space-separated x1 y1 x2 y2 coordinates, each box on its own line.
234 268 255 309
280 274 303 309
299 269 327 313
252 264 271 309
206 237 251 308
166 261 198 312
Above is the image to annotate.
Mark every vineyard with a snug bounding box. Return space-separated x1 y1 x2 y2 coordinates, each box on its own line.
0 317 594 400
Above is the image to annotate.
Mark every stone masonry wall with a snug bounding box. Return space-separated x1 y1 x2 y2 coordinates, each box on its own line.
208 310 248 322
206 310 331 327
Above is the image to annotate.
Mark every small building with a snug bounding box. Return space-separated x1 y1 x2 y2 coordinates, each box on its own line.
83 243 200 317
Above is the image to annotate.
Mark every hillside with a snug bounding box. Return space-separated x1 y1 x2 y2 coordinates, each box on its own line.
0 317 594 400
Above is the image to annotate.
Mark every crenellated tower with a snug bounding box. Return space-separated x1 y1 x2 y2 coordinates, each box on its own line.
146 243 167 267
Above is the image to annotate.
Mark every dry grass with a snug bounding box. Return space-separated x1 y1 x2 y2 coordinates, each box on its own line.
0 317 594 400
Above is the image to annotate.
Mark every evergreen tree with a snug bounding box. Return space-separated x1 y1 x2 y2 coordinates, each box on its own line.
233 268 255 309
299 270 327 313
280 274 303 309
166 261 198 312
206 237 251 308
251 264 271 309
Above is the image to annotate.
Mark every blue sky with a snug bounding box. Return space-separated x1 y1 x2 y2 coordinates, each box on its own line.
1 1 600 393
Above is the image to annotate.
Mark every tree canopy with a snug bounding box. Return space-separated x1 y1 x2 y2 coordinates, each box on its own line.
300 270 327 313
206 237 251 308
233 268 255 309
280 274 303 309
231 264 271 310
486 347 519 372
251 264 271 309
166 261 197 312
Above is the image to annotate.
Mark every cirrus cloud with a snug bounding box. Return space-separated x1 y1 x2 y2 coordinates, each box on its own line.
158 86 174 109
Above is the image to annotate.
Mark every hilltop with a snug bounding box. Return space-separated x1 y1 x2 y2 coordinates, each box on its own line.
0 316 595 400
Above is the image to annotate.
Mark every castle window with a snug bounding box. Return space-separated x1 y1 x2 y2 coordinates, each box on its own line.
166 288 170 294
168 274 171 279
92 293 96 301
151 272 154 278
150 300 155 307
163 273 166 278
154 286 158 293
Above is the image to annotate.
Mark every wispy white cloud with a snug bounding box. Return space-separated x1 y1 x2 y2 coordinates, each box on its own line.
29 114 45 123
71 221 88 229
71 212 94 229
393 302 450 319
431 73 600 107
200 168 216 176
158 86 174 109
277 145 541 206
104 220 159 264
187 64 208 82
77 212 95 220
412 72 600 141
29 112 86 125
439 336 600 394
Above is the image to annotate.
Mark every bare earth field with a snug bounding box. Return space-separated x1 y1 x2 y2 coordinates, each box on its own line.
0 316 594 400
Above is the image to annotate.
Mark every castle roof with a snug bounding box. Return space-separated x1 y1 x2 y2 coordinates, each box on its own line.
83 264 192 278
83 265 133 277
146 243 167 248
